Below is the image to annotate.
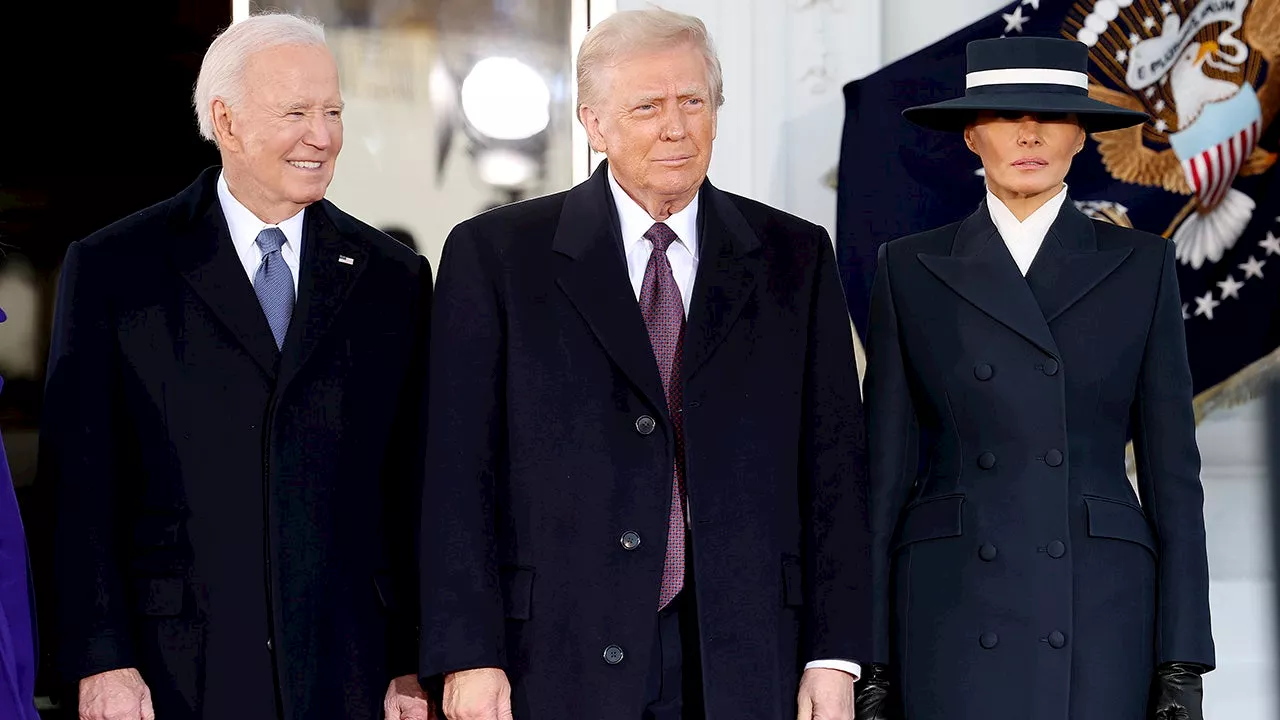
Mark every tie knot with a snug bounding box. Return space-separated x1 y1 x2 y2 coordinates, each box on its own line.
255 227 287 254
644 222 679 252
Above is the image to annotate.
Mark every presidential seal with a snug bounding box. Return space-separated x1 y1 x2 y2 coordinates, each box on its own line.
1064 0 1279 269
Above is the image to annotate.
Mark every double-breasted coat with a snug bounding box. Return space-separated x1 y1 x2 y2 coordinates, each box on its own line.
864 198 1215 720
41 168 431 719
418 162 871 719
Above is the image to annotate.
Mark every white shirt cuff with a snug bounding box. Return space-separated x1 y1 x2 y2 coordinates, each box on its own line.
804 659 862 681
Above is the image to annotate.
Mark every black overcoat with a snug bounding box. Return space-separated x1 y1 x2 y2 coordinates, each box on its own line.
865 198 1215 720
419 162 871 719
42 168 431 719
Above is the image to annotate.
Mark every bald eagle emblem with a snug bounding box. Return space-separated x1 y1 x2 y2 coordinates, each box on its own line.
1065 0 1280 269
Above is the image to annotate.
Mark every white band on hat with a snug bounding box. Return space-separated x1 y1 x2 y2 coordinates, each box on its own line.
966 68 1089 89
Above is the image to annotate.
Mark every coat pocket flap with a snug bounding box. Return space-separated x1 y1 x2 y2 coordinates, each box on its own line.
500 566 535 621
1084 496 1157 555
891 494 964 554
140 577 185 617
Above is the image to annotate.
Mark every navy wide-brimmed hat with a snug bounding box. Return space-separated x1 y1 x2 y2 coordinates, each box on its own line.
903 36 1149 133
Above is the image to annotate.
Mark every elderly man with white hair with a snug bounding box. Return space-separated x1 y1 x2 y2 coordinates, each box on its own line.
43 12 433 720
419 8 871 720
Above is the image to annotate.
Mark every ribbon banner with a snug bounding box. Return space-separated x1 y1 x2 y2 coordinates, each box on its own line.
1127 0 1249 89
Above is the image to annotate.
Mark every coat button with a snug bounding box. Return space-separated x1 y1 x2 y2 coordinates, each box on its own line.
977 452 996 470
979 544 998 562
979 632 998 649
620 531 641 551
1047 540 1066 558
266 638 274 652
635 415 656 435
1045 449 1064 467
1048 631 1066 649
1042 358 1060 376
603 644 625 665
974 363 994 381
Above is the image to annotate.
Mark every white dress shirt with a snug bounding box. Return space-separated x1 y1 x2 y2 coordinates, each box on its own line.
217 172 305 293
607 169 861 682
609 170 699 314
985 184 1069 276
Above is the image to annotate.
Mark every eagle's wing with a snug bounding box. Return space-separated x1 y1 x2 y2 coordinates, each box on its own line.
1088 84 1192 194
1245 0 1280 128
1242 147 1278 176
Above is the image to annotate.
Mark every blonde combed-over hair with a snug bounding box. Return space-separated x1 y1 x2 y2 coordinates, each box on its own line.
576 8 725 117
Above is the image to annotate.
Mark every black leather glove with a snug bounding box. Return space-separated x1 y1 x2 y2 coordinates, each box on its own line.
854 663 897 720
1149 662 1209 720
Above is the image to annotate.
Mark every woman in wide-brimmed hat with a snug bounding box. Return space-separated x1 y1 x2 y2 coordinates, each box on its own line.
856 36 1214 720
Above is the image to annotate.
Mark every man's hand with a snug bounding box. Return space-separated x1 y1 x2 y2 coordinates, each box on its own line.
79 668 154 720
442 667 513 720
384 674 435 720
797 667 855 720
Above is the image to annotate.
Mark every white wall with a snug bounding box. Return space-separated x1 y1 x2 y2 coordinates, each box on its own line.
1197 401 1277 719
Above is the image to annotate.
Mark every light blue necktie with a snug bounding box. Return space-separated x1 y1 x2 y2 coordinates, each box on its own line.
253 227 295 349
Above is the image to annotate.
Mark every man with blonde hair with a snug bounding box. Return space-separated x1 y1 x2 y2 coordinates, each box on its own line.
420 8 870 719
43 12 432 720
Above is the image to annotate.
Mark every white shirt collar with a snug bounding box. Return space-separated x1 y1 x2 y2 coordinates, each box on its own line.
607 167 700 258
217 171 306 259
985 184 1069 275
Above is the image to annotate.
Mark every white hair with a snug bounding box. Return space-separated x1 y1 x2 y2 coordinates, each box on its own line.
576 8 725 117
193 13 328 145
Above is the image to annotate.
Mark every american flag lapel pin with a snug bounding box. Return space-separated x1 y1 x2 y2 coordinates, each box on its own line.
338 254 355 266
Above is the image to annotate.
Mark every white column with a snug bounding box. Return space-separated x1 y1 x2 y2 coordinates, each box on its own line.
1196 401 1276 720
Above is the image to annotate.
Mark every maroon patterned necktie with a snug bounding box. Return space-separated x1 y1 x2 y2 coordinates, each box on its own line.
640 222 687 610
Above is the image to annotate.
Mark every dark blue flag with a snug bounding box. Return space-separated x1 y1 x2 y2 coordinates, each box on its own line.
837 0 1280 406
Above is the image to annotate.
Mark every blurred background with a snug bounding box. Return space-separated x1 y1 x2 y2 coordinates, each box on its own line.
0 0 1274 716
249 0 579 268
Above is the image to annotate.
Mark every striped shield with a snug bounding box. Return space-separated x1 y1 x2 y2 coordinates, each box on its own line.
1182 117 1262 212
1170 83 1264 213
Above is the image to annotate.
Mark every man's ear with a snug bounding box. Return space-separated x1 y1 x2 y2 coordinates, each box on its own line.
963 125 978 155
212 98 239 152
579 105 607 153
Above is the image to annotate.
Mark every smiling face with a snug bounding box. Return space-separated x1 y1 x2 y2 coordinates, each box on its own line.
579 42 716 219
964 110 1085 204
213 43 344 223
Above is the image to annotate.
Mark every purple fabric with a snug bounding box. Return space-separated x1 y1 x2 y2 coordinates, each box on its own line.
640 223 687 610
0 312 40 720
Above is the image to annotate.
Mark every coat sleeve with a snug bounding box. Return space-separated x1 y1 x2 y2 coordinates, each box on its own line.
863 243 918 664
418 222 507 679
40 240 137 682
382 254 434 677
1129 240 1215 668
800 231 872 663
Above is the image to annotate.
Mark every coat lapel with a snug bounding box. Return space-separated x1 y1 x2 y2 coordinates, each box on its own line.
917 202 1061 358
277 200 368 388
167 169 280 377
682 181 760 383
1024 199 1132 324
553 163 668 413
